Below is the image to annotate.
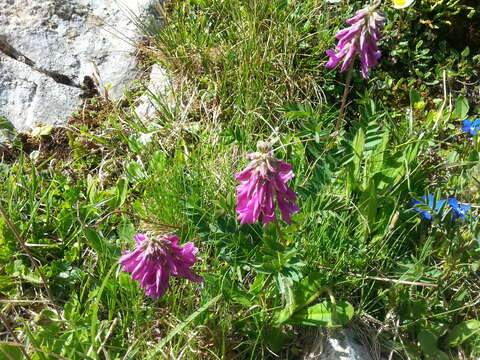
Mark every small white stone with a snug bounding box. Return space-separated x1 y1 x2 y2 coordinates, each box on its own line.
303 328 374 360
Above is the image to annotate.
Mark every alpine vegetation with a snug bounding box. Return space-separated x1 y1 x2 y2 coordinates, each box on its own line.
1 0 480 359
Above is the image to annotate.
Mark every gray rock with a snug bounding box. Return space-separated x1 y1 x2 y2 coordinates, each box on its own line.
0 0 158 132
0 57 83 131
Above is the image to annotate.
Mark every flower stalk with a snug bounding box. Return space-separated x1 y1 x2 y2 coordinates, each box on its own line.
336 61 355 131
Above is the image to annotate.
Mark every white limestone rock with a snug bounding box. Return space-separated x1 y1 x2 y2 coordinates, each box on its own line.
0 57 83 131
0 0 159 132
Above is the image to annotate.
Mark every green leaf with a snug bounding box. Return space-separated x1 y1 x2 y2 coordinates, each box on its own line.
352 128 365 170
149 151 167 174
9 260 42 284
86 174 98 204
446 320 480 347
0 343 24 360
409 89 421 104
0 117 15 132
31 125 53 137
272 273 323 326
115 177 128 207
127 134 144 153
288 301 354 327
126 162 146 182
82 228 103 254
418 330 449 360
264 327 287 352
454 96 469 120
369 130 389 175
357 179 377 237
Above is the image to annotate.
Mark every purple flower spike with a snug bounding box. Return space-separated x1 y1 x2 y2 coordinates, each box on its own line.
235 141 300 225
119 234 203 299
325 6 385 79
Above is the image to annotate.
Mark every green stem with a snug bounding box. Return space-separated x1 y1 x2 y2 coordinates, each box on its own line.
275 221 286 246
335 62 355 132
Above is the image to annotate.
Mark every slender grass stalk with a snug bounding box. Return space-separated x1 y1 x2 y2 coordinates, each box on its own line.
0 312 33 360
145 295 222 359
0 203 60 318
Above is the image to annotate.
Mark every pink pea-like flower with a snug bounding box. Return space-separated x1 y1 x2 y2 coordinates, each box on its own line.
235 141 300 225
118 233 203 299
325 6 386 79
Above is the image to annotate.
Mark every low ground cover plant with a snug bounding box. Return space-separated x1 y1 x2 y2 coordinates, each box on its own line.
1 0 480 359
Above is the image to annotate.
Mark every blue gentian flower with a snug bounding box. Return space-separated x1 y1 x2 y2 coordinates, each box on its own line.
462 119 480 136
448 198 471 220
412 195 446 220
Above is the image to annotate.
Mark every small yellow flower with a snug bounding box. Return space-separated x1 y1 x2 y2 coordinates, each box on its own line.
392 0 415 8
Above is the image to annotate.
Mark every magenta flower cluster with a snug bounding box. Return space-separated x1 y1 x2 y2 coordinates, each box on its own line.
118 234 203 299
325 6 386 79
235 142 299 225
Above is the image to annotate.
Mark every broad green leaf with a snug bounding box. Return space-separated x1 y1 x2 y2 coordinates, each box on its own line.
358 179 377 236
126 162 146 182
369 130 389 175
446 320 480 347
288 300 354 327
272 273 323 326
115 177 128 207
149 150 167 174
31 125 53 137
418 330 449 360
82 228 103 254
264 327 287 353
0 343 24 359
0 117 15 131
461 46 470 57
249 273 267 295
352 127 365 173
127 134 144 152
9 259 42 284
454 96 469 120
86 174 97 204
409 89 422 107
